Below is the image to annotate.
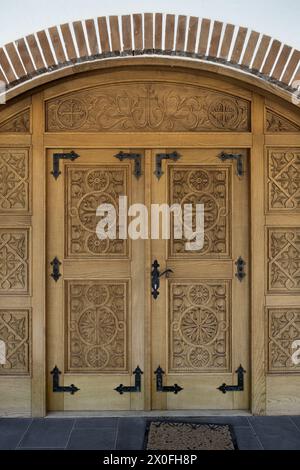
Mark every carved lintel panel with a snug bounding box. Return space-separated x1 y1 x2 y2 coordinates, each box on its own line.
0 309 30 375
268 308 300 373
268 228 300 293
267 149 300 212
0 110 30 133
0 149 30 213
169 166 230 258
266 109 300 133
46 83 250 132
66 166 128 258
0 229 29 294
67 281 128 373
169 281 230 372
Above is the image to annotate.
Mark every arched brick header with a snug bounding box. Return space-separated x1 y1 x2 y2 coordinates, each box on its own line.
0 13 300 100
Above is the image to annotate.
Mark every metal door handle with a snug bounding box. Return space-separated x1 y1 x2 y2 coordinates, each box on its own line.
151 259 173 299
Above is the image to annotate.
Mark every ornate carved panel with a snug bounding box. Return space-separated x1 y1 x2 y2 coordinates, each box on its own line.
267 149 300 212
169 281 230 372
0 110 30 133
268 308 300 373
67 281 128 373
66 165 128 258
0 149 30 212
0 229 29 294
0 309 30 375
268 228 300 293
169 166 230 258
46 83 250 132
266 109 300 133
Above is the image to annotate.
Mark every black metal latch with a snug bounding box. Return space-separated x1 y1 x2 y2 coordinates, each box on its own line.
50 366 79 395
114 152 142 179
151 260 173 299
154 151 181 179
219 152 243 176
50 257 62 282
154 366 183 394
218 365 246 394
51 151 80 179
235 257 246 282
114 366 143 394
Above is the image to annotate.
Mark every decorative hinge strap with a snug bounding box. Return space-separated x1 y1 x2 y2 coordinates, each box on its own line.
114 152 142 179
154 151 181 179
50 366 79 395
51 151 80 179
114 366 143 394
219 152 243 176
154 366 183 394
218 365 246 394
50 257 62 282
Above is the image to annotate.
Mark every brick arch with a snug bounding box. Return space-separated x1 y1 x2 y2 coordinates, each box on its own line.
0 13 300 101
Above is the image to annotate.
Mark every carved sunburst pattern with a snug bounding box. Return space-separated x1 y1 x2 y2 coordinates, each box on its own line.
0 310 30 374
268 308 300 372
66 165 128 258
169 281 230 372
67 281 128 372
169 166 230 257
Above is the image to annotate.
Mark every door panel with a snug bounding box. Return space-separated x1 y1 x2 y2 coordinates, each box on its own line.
47 148 145 411
151 148 250 410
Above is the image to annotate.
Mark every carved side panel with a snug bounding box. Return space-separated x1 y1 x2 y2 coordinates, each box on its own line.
46 83 250 132
0 149 30 213
267 228 300 293
169 166 230 258
268 308 300 373
169 281 230 372
67 281 128 373
0 310 31 375
0 229 29 294
66 166 128 258
0 110 30 133
266 109 300 133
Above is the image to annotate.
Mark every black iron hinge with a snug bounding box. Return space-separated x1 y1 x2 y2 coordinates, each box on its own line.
154 151 181 179
219 152 243 176
50 366 79 395
154 366 183 394
114 366 143 394
50 257 62 282
235 257 246 282
51 151 80 179
218 365 246 394
114 152 142 179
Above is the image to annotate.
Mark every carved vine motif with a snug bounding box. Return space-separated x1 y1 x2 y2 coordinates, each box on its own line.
268 229 300 292
268 308 300 372
0 149 29 212
66 166 128 257
0 229 28 294
266 109 300 133
169 281 230 372
67 281 127 372
46 83 250 132
169 167 230 257
0 310 30 374
267 150 300 211
0 110 30 133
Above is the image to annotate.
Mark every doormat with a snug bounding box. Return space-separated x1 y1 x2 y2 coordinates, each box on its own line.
144 420 238 450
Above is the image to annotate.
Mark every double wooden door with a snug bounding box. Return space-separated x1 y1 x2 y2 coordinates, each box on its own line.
47 147 249 411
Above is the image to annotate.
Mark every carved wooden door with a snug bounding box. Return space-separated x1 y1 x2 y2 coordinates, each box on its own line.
47 148 145 411
150 148 250 410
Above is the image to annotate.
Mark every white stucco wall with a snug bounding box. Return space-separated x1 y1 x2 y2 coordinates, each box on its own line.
0 0 299 49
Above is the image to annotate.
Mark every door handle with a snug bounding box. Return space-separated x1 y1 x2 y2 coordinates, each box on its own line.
151 259 173 299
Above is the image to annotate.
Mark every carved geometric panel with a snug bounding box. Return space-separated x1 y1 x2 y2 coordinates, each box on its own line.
268 308 300 373
268 228 300 293
267 149 300 212
0 229 29 294
169 166 230 258
169 281 230 372
266 109 300 133
0 110 30 133
46 83 250 132
0 149 30 213
0 309 30 375
66 166 128 258
66 281 128 373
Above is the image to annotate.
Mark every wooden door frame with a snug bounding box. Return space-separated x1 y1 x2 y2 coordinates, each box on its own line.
27 68 269 417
